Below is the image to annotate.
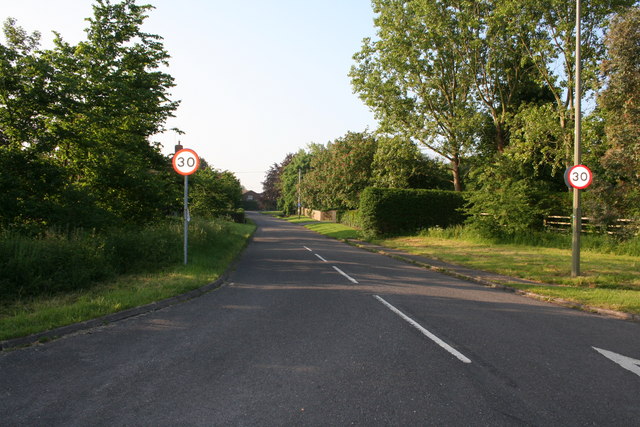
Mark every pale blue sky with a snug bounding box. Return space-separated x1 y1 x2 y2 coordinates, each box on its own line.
2 0 378 191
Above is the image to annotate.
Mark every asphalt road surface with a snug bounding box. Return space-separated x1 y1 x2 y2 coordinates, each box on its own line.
2 212 639 425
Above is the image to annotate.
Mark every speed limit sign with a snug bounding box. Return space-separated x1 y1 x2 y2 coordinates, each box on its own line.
567 165 593 190
172 148 200 176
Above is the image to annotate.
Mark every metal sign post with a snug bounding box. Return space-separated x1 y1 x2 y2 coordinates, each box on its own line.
172 148 200 265
572 0 582 278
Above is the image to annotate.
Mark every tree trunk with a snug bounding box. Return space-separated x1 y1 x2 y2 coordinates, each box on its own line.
495 121 506 153
451 156 462 192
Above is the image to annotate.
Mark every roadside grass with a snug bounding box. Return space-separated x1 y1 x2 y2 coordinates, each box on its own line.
507 283 640 314
283 215 361 240
376 235 640 289
279 214 639 315
0 220 255 342
377 234 640 315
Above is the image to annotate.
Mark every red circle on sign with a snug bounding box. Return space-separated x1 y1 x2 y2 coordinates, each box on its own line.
568 165 593 190
172 148 200 176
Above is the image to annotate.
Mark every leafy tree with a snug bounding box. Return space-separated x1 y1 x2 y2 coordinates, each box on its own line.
589 7 640 222
0 1 180 230
261 153 293 210
465 152 564 236
501 0 635 167
190 165 242 218
278 149 312 215
302 132 377 210
48 0 179 225
371 136 451 190
351 0 482 191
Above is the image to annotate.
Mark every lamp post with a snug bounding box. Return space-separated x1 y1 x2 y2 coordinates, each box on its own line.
572 0 582 277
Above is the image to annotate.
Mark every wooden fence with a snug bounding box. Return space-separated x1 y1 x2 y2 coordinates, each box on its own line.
544 216 637 235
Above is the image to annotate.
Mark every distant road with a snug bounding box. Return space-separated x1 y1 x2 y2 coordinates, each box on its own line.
2 212 639 425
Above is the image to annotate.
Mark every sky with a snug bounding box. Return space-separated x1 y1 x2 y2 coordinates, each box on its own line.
1 0 379 192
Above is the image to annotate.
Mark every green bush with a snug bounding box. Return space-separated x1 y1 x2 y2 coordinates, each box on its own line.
0 219 239 301
359 188 467 236
337 210 362 229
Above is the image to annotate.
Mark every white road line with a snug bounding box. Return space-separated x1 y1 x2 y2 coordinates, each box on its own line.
373 295 472 364
315 253 328 262
303 246 313 252
593 347 640 377
332 266 359 284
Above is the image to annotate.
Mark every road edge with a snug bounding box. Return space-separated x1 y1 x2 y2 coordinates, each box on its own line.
344 240 640 323
0 224 257 352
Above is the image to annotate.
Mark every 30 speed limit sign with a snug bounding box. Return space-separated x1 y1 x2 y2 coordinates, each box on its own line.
172 148 200 176
567 164 593 190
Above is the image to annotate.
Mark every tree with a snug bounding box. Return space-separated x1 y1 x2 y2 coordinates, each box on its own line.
278 150 312 215
502 0 635 168
589 7 640 222
371 136 450 190
47 0 179 225
190 165 242 218
302 131 377 210
351 0 482 191
261 153 293 210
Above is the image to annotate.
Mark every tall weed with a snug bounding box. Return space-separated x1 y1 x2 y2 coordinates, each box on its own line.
0 219 238 301
419 225 640 256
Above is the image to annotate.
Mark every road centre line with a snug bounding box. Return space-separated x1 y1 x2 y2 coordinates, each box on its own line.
315 253 328 262
373 295 472 364
332 266 359 284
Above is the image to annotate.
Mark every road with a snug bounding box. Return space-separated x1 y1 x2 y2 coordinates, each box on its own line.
1 212 639 425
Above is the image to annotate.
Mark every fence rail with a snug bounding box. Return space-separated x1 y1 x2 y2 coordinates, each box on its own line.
544 216 637 235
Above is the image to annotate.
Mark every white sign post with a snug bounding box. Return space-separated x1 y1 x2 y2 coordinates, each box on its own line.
172 149 200 264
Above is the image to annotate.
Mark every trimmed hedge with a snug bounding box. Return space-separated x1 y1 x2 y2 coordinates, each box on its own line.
359 188 467 236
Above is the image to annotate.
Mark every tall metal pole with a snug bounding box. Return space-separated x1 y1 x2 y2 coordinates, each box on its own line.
572 0 582 277
184 174 189 265
297 168 301 219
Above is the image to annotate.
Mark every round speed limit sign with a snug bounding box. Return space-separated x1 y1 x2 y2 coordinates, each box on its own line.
172 148 200 176
567 164 593 190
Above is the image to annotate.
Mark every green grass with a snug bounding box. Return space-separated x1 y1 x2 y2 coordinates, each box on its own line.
283 216 361 240
280 215 640 315
377 232 640 315
0 220 255 342
508 283 640 315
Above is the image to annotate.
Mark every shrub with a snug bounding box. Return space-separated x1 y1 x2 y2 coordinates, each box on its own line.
337 210 362 229
359 188 467 236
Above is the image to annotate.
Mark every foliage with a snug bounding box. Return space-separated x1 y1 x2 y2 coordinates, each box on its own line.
337 210 362 230
464 153 566 237
278 149 312 215
592 6 640 222
501 0 635 168
1 219 256 341
351 0 483 191
302 131 377 210
261 153 293 210
190 165 243 219
359 187 467 236
0 1 180 231
371 136 451 190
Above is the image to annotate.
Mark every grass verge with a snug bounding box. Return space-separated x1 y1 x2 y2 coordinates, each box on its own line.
377 234 640 315
280 215 639 316
283 216 361 240
0 219 255 342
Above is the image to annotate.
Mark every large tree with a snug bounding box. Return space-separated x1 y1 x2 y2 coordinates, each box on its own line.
590 7 640 221
0 1 180 230
502 0 635 169
302 131 377 210
351 0 482 191
49 0 179 224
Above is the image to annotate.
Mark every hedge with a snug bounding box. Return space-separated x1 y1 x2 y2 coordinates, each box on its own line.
359 188 467 236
